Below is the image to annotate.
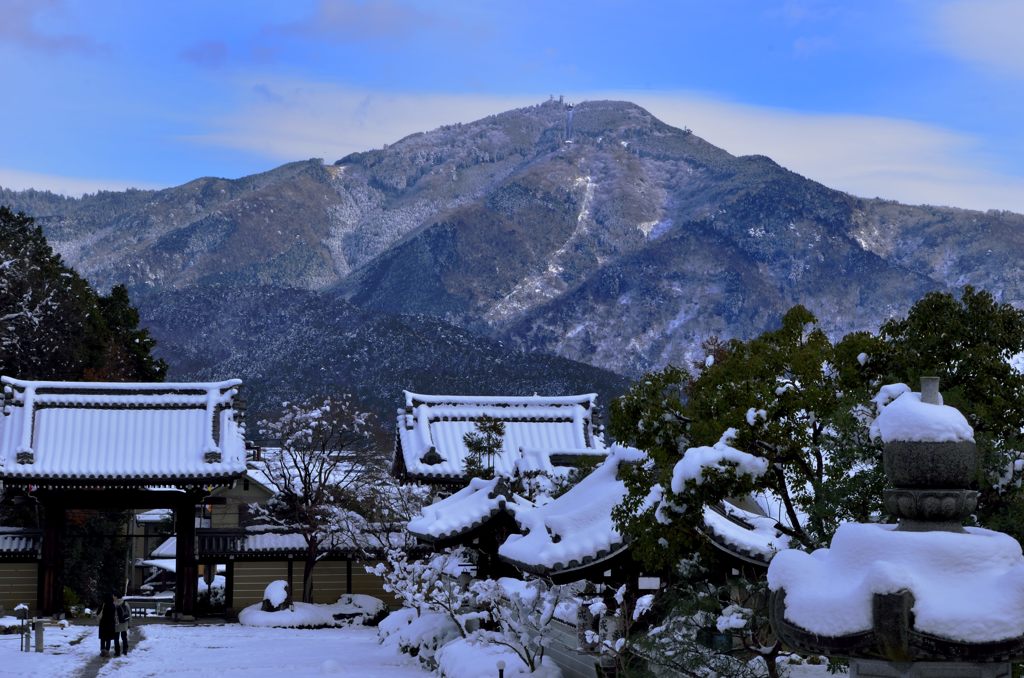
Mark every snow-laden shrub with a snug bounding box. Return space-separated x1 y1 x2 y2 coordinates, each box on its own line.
470 578 570 674
369 548 476 637
436 633 563 678
378 608 461 669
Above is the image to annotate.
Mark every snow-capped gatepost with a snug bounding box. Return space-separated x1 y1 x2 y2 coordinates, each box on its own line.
767 377 1024 678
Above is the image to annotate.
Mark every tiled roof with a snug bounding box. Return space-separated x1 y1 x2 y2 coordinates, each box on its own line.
395 391 603 481
151 536 177 558
701 501 791 565
0 377 247 484
407 477 514 543
0 527 40 556
498 446 644 576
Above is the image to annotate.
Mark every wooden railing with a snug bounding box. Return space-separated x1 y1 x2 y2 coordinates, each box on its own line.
196 529 245 557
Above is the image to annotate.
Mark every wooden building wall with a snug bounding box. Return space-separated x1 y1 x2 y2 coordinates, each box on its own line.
232 561 289 610
228 559 398 610
350 560 399 608
0 562 38 614
310 560 346 604
209 480 273 529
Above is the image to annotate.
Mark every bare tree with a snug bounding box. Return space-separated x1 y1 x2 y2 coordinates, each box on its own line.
252 395 378 603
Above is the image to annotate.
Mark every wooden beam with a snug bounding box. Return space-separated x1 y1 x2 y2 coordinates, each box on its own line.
32 488 206 510
38 501 65 615
174 500 198 619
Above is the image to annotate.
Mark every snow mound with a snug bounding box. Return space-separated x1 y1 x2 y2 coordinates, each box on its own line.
768 523 1024 642
436 633 563 678
264 580 289 608
869 388 974 443
672 429 767 492
239 594 384 628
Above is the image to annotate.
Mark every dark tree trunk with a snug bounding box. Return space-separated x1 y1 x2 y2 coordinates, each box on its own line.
302 542 317 603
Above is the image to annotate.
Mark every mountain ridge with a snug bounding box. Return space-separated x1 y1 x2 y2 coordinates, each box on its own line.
2 98 1022 403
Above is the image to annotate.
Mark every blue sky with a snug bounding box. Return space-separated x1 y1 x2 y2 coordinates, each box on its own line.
2 0 1023 212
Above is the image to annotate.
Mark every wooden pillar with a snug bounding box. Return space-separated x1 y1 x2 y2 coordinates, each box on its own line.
174 500 197 619
39 501 65 615
224 560 234 612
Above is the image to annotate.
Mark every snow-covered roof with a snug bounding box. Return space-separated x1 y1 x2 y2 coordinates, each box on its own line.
151 536 177 558
701 502 790 565
241 531 308 553
0 377 247 485
407 477 515 543
136 509 173 524
139 558 177 573
394 391 603 482
498 445 645 576
164 530 315 558
0 527 40 557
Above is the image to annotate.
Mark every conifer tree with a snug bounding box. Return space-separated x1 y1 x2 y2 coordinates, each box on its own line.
463 415 504 479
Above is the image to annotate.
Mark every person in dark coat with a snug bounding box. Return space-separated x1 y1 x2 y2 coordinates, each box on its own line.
97 593 117 657
113 595 131 655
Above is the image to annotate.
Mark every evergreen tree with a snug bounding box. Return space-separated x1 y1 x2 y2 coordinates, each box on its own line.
874 287 1024 539
463 416 504 479
608 291 1024 676
0 205 166 381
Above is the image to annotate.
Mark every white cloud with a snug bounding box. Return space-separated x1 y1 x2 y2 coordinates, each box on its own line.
934 0 1024 78
187 80 1024 214
0 168 159 197
632 93 1024 213
186 82 537 161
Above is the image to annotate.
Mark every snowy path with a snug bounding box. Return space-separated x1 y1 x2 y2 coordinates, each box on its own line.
94 623 429 678
0 623 97 677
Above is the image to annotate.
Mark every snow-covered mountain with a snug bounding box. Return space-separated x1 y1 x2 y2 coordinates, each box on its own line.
3 99 1023 402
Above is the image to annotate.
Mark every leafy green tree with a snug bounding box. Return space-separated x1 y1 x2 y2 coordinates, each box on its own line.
610 308 883 677
609 290 1024 677
63 509 130 606
613 307 882 573
874 287 1024 539
91 283 167 381
0 206 105 379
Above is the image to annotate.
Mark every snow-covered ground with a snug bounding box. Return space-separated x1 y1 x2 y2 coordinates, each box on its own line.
94 624 428 677
0 622 428 678
0 622 98 677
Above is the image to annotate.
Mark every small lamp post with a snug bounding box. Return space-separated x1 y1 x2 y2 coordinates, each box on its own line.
496 659 505 678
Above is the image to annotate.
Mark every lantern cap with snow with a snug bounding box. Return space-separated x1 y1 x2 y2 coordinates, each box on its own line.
767 378 1024 674
876 376 979 533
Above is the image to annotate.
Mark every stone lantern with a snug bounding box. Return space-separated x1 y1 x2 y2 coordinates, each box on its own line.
767 378 1024 678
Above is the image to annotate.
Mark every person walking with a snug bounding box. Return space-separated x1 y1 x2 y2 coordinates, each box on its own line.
97 593 116 657
113 595 131 656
